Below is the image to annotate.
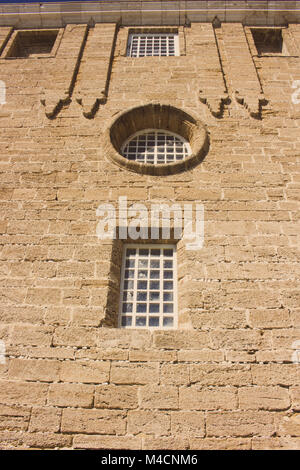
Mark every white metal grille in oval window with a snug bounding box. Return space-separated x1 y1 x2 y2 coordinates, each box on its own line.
127 33 179 57
121 130 191 165
119 245 177 329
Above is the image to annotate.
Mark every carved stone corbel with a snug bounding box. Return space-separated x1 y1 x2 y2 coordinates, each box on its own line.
76 91 107 119
40 90 71 118
199 90 229 117
235 90 266 118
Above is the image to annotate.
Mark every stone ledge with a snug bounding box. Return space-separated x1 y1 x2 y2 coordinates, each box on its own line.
0 2 299 28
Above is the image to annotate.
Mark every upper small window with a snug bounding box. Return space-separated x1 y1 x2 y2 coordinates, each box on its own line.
121 129 191 165
5 30 59 58
251 28 287 56
127 33 179 57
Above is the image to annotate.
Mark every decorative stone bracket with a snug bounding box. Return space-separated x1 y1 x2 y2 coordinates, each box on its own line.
75 23 117 118
199 91 229 117
235 90 266 118
40 24 88 119
220 23 266 119
76 91 107 119
40 90 71 118
40 23 116 119
199 89 266 119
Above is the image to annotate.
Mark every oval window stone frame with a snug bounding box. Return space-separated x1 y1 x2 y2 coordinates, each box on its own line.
104 103 209 175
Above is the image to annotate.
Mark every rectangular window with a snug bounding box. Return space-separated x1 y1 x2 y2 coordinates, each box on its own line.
5 30 59 58
119 244 177 329
127 33 179 57
251 28 286 55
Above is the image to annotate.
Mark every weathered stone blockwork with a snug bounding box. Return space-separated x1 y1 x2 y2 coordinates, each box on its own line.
0 1 299 450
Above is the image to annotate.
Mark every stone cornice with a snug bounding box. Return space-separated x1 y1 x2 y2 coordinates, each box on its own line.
0 1 299 28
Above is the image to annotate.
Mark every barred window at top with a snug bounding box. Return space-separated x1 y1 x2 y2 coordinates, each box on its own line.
121 129 192 165
127 33 179 57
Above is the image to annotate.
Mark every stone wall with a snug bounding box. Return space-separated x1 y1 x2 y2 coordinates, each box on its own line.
0 19 299 450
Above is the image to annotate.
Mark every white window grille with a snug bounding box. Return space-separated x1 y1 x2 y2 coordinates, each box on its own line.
121 129 191 165
119 245 177 329
127 33 179 57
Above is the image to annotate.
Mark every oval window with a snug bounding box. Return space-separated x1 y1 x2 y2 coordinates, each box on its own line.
121 129 192 165
105 104 209 175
